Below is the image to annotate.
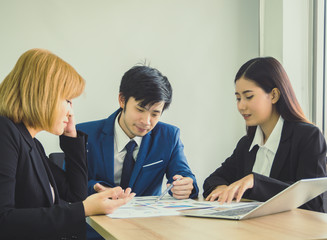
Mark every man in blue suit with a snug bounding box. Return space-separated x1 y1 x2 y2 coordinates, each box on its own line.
77 65 198 212
78 65 198 238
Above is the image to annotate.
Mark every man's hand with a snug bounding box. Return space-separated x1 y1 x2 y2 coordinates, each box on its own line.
170 175 194 199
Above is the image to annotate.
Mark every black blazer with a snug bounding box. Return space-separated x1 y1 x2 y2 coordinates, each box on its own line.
0 116 88 239
203 121 327 212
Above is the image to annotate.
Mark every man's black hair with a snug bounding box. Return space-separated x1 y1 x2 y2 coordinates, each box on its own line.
119 65 172 111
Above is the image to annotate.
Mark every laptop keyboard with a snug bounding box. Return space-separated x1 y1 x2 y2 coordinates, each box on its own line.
208 205 258 216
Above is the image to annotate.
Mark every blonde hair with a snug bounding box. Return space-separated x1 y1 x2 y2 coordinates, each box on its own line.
0 48 85 131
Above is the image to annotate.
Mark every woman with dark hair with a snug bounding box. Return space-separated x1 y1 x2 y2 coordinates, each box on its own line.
203 57 327 212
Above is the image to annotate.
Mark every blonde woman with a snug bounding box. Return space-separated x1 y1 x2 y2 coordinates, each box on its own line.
0 49 135 239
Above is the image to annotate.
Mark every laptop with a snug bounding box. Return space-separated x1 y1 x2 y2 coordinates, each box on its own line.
182 177 327 220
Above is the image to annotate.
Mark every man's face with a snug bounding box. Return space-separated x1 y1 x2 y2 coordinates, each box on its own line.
118 95 165 138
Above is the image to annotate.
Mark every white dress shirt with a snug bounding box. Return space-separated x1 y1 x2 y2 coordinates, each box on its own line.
49 183 55 203
249 117 284 177
113 114 142 186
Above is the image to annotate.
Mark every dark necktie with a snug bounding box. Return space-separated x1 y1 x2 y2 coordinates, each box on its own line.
120 140 137 189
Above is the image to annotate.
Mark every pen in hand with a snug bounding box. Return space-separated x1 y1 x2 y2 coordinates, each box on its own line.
155 177 182 202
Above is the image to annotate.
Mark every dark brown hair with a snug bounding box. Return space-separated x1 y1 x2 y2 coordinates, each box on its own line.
235 57 309 137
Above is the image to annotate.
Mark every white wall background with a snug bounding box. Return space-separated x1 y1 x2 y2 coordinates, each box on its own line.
0 0 262 194
260 0 313 120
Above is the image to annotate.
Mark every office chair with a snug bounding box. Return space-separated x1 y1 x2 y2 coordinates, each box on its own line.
49 152 65 170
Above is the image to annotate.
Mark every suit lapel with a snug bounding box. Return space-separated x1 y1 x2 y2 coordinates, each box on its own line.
129 132 151 188
29 148 54 204
101 132 115 185
43 161 59 204
269 121 293 178
244 145 258 174
101 110 119 185
35 140 59 204
16 123 53 204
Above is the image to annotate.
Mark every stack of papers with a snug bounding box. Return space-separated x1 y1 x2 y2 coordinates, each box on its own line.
107 196 255 219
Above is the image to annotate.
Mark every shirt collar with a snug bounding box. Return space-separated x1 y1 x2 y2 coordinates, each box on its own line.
249 116 284 153
114 113 142 152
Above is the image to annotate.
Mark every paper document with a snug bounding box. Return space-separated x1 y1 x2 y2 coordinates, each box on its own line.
107 196 255 219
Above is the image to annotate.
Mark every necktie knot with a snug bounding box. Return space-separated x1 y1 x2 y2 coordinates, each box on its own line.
125 140 136 154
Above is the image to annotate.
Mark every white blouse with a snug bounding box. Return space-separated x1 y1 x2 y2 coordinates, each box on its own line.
249 117 284 177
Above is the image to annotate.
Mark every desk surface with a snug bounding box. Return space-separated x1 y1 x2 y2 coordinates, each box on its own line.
87 208 327 240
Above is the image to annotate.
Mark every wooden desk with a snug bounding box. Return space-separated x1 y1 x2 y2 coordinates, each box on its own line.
87 208 327 240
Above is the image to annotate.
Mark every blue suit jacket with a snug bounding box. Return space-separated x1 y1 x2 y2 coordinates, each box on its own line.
77 109 199 198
